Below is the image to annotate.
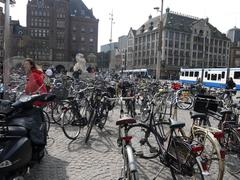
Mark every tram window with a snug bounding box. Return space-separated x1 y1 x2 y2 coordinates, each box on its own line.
221 72 225 78
205 71 208 78
185 71 189 76
195 72 199 77
181 72 184 76
234 71 240 79
190 71 194 77
218 74 221 80
211 74 217 81
207 74 210 80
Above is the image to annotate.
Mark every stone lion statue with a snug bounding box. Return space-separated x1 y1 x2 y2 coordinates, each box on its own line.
73 53 87 73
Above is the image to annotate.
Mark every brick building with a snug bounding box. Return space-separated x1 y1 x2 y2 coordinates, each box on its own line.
26 0 98 71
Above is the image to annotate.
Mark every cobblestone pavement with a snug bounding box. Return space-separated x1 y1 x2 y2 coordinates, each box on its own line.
25 106 240 180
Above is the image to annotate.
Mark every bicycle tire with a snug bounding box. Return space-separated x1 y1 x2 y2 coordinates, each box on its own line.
62 108 81 140
43 110 51 134
176 95 193 110
85 110 96 143
192 130 224 180
223 129 240 174
127 123 162 159
170 158 205 180
51 102 64 125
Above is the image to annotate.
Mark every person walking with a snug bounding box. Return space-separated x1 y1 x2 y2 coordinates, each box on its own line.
23 58 47 106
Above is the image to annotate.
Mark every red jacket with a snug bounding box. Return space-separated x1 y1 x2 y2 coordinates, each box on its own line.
25 68 47 106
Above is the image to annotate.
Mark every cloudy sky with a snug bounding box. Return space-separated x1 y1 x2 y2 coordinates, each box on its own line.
1 0 240 51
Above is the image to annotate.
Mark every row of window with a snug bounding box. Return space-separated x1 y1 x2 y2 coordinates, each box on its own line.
72 35 94 43
29 50 50 60
72 26 94 33
165 31 191 41
30 9 50 17
182 70 240 80
133 58 157 66
181 71 200 77
30 29 49 38
30 18 50 27
56 53 64 60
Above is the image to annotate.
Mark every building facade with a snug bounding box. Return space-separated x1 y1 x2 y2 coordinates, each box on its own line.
227 27 240 43
128 8 231 79
100 42 118 53
26 0 98 71
0 7 4 64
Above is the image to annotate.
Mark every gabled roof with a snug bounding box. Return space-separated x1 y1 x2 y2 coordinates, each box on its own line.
69 0 96 19
135 9 228 40
164 11 198 32
136 15 160 35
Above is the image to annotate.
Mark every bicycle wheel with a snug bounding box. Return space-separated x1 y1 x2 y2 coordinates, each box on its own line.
51 102 64 125
62 108 81 140
192 130 224 180
170 159 205 180
85 110 96 143
97 106 109 129
223 129 240 174
176 95 193 110
127 123 162 159
43 110 51 134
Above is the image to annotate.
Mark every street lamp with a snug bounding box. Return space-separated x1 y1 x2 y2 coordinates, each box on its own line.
1 0 16 85
154 0 164 80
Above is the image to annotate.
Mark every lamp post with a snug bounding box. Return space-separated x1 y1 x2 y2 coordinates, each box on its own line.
0 0 16 85
155 0 164 80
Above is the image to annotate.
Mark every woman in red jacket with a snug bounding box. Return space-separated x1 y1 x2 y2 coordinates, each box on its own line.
23 58 47 106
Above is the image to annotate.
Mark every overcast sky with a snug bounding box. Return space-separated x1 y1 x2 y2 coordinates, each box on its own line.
1 0 240 51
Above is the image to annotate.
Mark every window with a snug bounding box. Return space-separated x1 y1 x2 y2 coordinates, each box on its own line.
218 74 221 80
181 72 184 76
207 74 210 80
205 72 208 77
185 71 189 76
211 74 217 81
89 38 94 42
221 72 225 78
72 35 76 41
234 71 240 79
195 72 199 77
190 71 194 77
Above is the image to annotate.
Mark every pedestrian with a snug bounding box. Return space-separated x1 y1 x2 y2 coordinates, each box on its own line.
23 58 47 106
226 77 236 90
0 79 4 99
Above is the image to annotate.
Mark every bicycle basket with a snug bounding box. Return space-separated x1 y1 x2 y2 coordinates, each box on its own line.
193 94 219 113
51 87 68 100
